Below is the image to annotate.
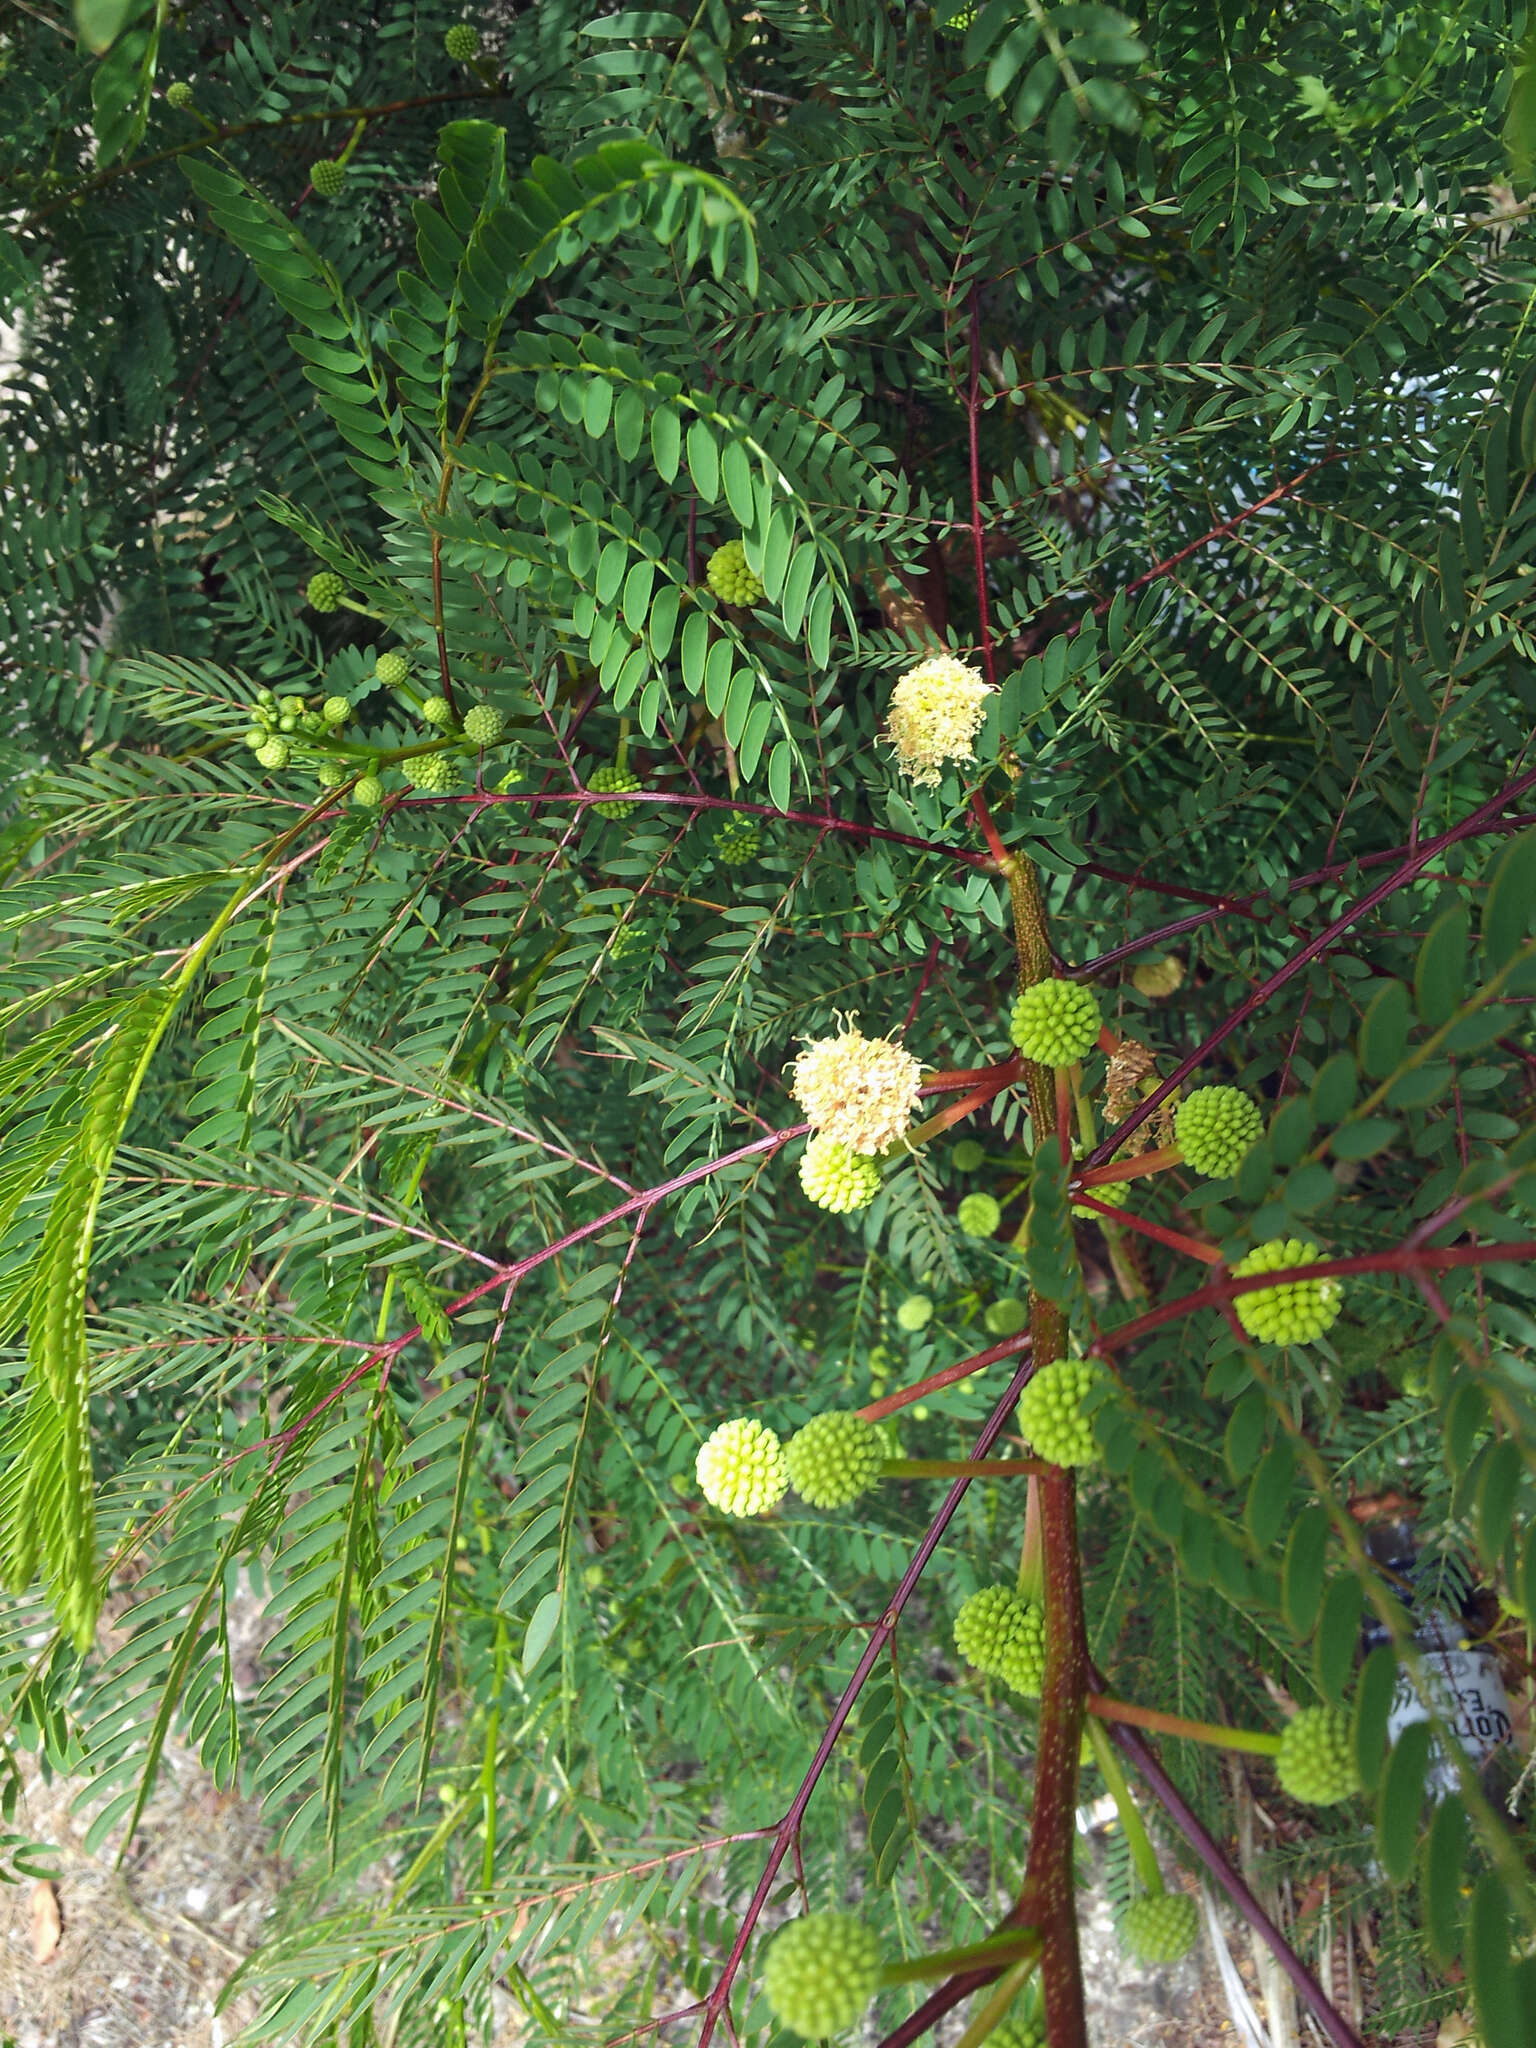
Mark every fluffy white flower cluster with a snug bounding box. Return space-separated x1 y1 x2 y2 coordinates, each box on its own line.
789 1021 923 1155
883 652 994 787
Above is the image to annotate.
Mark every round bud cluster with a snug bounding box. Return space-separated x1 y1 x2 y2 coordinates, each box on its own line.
705 538 765 607
322 695 350 727
165 80 196 110
1231 1238 1342 1344
608 920 652 964
1009 978 1102 1066
784 1411 884 1509
1018 1357 1103 1468
957 1192 1000 1238
953 1585 1034 1677
243 688 316 769
1071 1179 1129 1221
1131 954 1185 998
989 2010 1044 2048
310 159 347 199
713 818 762 866
997 1603 1047 1696
1175 1086 1264 1179
695 1418 787 1518
895 1294 932 1332
951 1138 985 1173
420 695 453 728
306 570 345 612
799 1134 881 1214
444 22 480 60
883 652 994 788
588 762 642 818
354 775 385 809
1276 1706 1359 1806
1121 1891 1199 1965
375 650 410 687
406 753 457 794
790 1023 923 1156
463 703 504 746
761 1913 881 2040
983 1296 1028 1338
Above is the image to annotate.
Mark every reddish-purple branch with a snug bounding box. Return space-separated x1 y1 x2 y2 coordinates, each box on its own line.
696 1355 1040 2047
1091 458 1340 618
1087 764 1536 1167
1108 1722 1365 2048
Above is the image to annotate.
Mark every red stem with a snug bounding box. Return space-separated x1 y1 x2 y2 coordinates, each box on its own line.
696 1356 1040 2047
1108 1721 1365 2048
1088 1242 1536 1363
966 286 998 688
1087 763 1536 1166
859 1334 1030 1422
1092 458 1341 617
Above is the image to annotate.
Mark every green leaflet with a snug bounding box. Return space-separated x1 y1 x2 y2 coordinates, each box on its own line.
13 986 176 1645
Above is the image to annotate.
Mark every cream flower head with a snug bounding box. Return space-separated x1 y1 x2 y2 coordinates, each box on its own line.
789 1020 924 1155
883 652 994 787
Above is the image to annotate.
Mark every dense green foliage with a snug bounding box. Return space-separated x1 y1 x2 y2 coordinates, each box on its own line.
4 2 1536 2043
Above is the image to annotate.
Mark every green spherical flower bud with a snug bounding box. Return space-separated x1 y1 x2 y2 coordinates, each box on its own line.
310 158 347 199
1175 1086 1264 1179
987 2005 1044 2048
406 752 457 794
279 696 305 717
353 775 385 809
300 712 324 735
375 651 410 688
800 1134 881 1214
420 695 453 728
1018 1357 1104 1468
463 703 504 746
255 736 289 771
588 761 642 818
953 1584 1036 1677
1121 1891 1199 1965
713 818 762 865
278 714 297 733
165 81 196 110
984 1296 1028 1338
1231 1238 1342 1345
608 919 652 963
322 695 351 727
957 1191 1000 1238
1009 977 1102 1066
761 1914 881 2039
951 1138 986 1173
695 1418 787 1518
1071 1180 1129 1221
306 570 345 612
243 728 266 751
256 687 278 710
895 1294 932 1332
785 1411 884 1510
1275 1705 1359 1806
444 22 480 59
705 538 765 607
996 1602 1047 1696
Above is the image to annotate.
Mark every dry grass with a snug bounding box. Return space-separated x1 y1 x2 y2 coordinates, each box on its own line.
0 1740 283 2048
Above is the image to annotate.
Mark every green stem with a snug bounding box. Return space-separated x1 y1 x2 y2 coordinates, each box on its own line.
1086 1693 1281 1757
1084 1719 1163 1894
479 1619 507 1892
1017 1477 1044 1605
877 1929 1040 1986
